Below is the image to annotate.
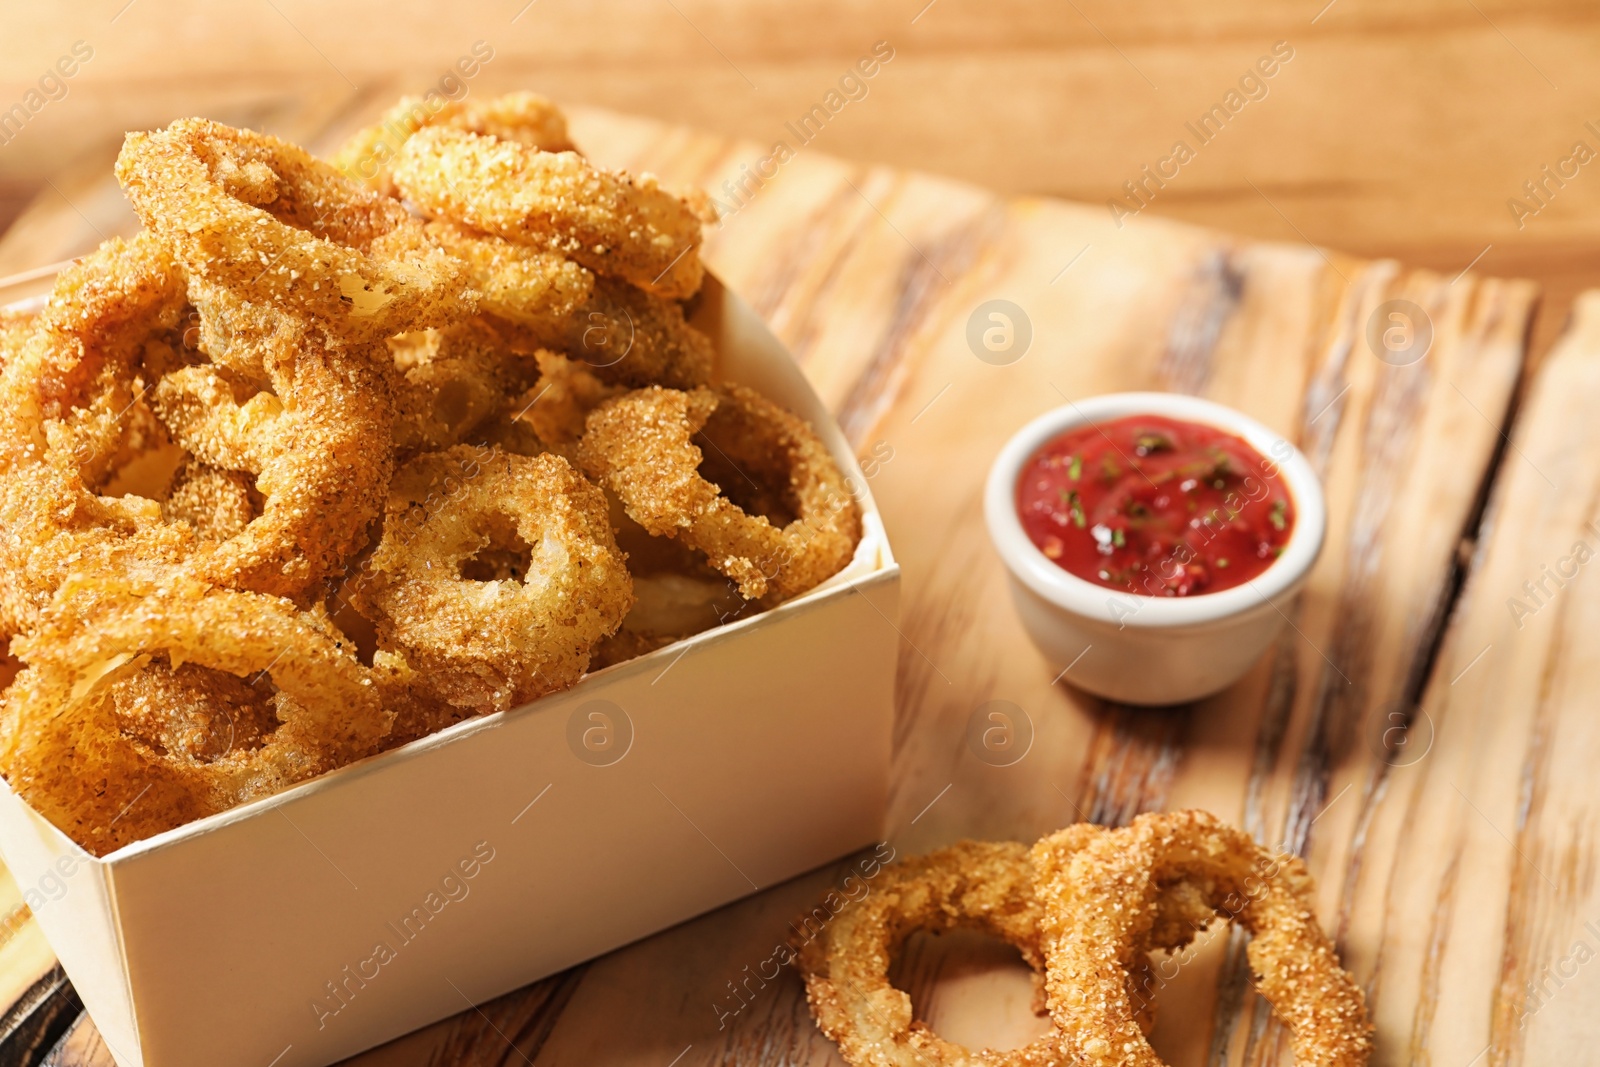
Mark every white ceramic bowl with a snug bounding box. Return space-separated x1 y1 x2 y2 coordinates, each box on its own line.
984 392 1326 706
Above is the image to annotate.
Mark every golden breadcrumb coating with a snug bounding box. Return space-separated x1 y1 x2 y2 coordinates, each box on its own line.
1030 810 1373 1067
796 834 1219 1067
393 126 705 300
348 447 632 715
335 91 575 197
578 384 860 600
0 576 385 855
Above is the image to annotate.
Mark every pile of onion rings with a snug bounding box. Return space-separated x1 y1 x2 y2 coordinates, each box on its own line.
0 95 862 854
797 811 1373 1066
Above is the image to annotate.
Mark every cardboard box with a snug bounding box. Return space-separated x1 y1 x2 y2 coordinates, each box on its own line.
0 274 900 1067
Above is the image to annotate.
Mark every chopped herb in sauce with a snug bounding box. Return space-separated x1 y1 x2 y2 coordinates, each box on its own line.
1016 413 1295 596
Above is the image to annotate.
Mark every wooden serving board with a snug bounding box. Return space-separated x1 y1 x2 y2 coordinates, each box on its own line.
4 87 1595 1066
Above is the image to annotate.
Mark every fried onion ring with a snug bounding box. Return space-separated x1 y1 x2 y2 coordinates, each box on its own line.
1031 810 1373 1067
423 221 592 333
0 577 386 855
392 126 704 300
348 446 632 714
335 91 575 197
116 119 472 358
797 836 1217 1067
0 235 195 634
577 384 860 600
0 232 184 476
147 340 395 598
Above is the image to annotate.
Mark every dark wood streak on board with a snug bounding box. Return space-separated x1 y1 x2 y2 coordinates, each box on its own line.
1297 262 1381 478
0 967 77 1067
883 537 1000 825
834 193 1006 446
889 564 987 766
1487 611 1563 1066
496 965 586 1065
1283 272 1437 854
39 1017 110 1067
1313 346 1434 866
1072 706 1190 830
1156 248 1245 398
1434 282 1520 591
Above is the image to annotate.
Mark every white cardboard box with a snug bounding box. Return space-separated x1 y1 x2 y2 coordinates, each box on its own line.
0 276 900 1067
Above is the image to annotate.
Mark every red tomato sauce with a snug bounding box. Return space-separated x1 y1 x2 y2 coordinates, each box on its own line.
1015 413 1295 596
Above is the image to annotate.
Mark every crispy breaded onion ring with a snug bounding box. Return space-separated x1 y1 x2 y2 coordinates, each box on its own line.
116 119 472 356
571 276 714 388
423 221 592 333
349 446 632 715
0 231 392 610
335 91 575 197
578 384 860 600
796 836 1216 1067
148 340 395 599
0 232 184 477
1032 810 1373 1067
490 348 619 460
0 578 386 855
392 126 704 300
151 364 283 472
0 235 195 634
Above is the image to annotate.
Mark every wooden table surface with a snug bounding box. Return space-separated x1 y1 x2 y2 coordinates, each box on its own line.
6 0 1600 360
1 7 1599 1066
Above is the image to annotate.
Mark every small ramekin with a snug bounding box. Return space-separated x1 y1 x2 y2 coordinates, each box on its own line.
984 391 1326 706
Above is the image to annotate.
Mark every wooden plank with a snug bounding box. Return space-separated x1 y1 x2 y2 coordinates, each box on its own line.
1346 292 1600 1066
3 105 1544 1065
